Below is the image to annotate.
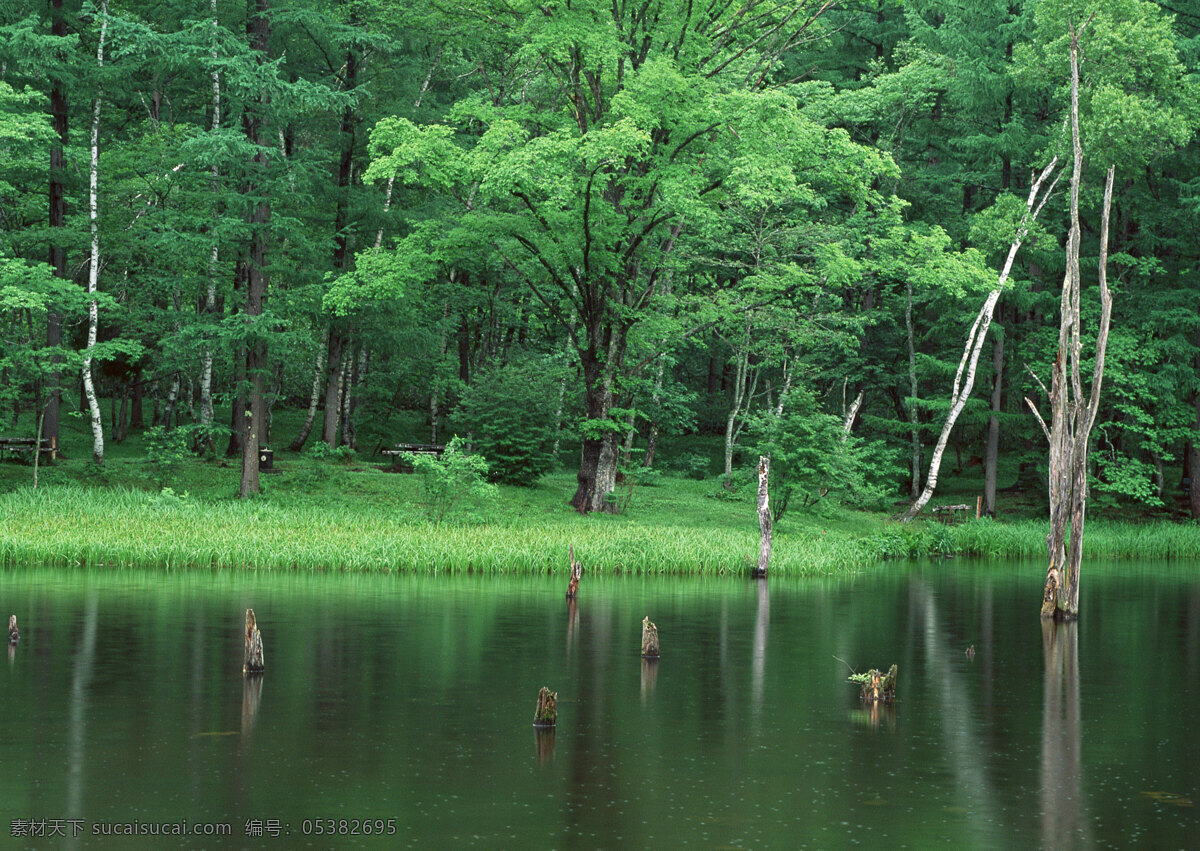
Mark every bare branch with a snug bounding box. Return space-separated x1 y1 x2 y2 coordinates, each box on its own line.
1025 396 1051 443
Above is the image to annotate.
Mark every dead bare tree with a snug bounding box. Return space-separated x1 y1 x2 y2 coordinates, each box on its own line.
1025 21 1114 621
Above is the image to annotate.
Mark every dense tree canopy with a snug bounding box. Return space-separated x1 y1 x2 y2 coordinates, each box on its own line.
1 0 1198 517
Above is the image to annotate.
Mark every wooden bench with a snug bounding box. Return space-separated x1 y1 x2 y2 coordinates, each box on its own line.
377 442 445 469
0 437 56 462
932 504 971 525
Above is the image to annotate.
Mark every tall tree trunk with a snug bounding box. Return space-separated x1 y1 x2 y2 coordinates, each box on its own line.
642 272 675 468
983 326 1004 516
571 341 620 514
288 330 327 451
341 350 361 450
45 0 69 448
373 175 395 249
198 0 222 455
81 1 109 465
321 330 347 447
226 339 245 456
239 0 271 498
842 385 863 437
430 299 450 444
1189 328 1200 518
902 156 1061 522
723 327 758 483
130 376 144 430
643 354 666 468
1029 25 1115 620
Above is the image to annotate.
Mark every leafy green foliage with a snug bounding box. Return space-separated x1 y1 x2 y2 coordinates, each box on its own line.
751 385 898 521
142 426 191 489
455 359 562 486
405 436 498 524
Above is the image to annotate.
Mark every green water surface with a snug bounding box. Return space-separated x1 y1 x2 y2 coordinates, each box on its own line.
0 562 1196 848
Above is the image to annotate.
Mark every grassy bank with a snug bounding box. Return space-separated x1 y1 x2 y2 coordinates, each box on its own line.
0 482 883 575
2 411 1198 574
3 480 1199 575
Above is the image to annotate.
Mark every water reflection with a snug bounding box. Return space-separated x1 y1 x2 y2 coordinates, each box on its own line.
640 657 658 700
242 674 263 738
2 565 1198 848
67 591 99 828
911 578 998 835
1041 619 1088 847
535 727 556 764
855 700 896 730
751 578 768 726
566 597 579 656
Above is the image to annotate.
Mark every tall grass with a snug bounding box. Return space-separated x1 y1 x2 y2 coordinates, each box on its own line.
4 485 1197 577
0 485 873 576
947 517 1200 561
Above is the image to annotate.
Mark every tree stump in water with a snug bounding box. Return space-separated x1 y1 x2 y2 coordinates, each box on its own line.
243 609 264 675
753 455 771 579
566 546 582 599
533 686 557 727
858 664 897 703
8 615 18 645
641 616 660 658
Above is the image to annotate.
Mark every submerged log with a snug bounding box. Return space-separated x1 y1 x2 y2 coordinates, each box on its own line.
533 686 557 727
566 546 583 599
8 615 18 645
243 608 264 675
641 616 660 658
858 664 898 703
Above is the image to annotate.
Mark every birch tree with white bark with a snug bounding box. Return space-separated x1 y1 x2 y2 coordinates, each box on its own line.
81 0 109 464
900 161 1061 522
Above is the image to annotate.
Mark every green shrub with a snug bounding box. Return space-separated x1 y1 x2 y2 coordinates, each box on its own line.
143 426 190 488
671 451 711 480
455 358 563 486
749 385 899 521
405 436 498 524
304 441 333 461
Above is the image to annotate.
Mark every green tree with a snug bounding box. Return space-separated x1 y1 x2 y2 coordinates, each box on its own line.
456 357 564 486
359 0 898 513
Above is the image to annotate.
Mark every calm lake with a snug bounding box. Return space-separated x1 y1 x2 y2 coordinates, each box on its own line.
0 561 1197 848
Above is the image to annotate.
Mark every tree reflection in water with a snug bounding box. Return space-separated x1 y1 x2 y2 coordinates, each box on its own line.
1041 619 1089 848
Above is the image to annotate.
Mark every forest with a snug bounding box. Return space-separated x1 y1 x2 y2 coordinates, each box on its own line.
2 0 1199 523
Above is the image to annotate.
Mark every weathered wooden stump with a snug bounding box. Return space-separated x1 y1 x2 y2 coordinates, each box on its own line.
8 615 18 645
641 616 660 658
533 686 557 727
566 546 583 599
243 608 264 675
858 664 897 703
753 455 771 579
